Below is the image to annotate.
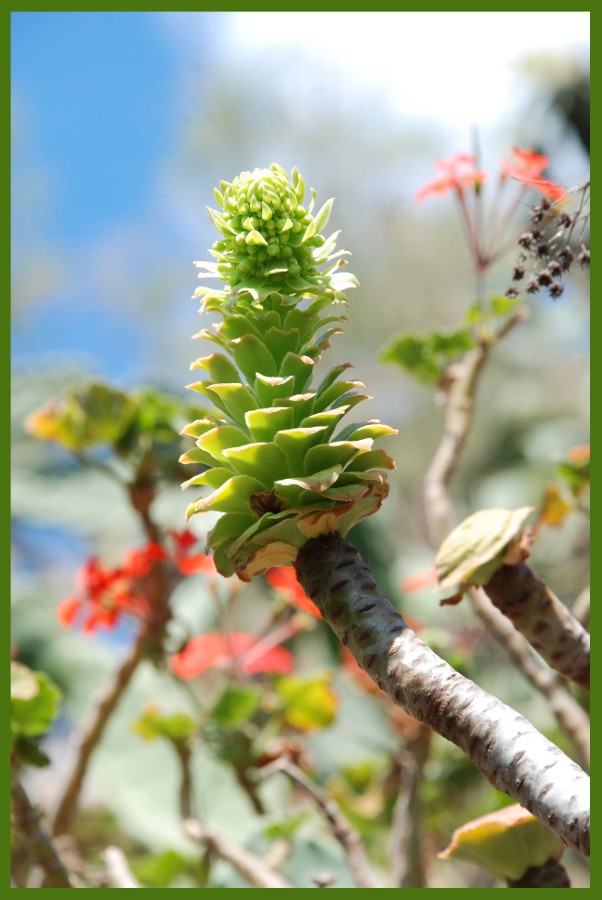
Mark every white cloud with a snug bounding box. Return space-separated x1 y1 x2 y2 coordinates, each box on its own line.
221 11 589 134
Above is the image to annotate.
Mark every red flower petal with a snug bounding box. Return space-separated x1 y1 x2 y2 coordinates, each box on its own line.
177 553 218 576
168 529 199 553
267 567 322 618
501 147 549 181
401 564 438 593
416 153 487 202
57 595 82 628
170 631 294 679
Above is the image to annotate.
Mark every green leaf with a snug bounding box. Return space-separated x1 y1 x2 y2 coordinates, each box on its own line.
181 466 232 491
245 406 295 443
262 327 302 367
132 707 196 744
188 474 266 516
490 293 520 318
180 445 227 470
380 334 441 384
212 685 262 728
208 511 259 551
223 441 291 483
274 426 330 473
430 329 475 356
180 418 220 440
132 850 191 890
205 383 258 429
315 379 365 411
254 374 296 408
190 353 240 383
11 662 61 739
196 425 250 464
304 440 372 475
381 329 476 385
345 447 396 473
231 334 278 383
275 465 342 498
313 197 335 233
280 352 315 394
275 672 338 731
300 406 350 437
335 422 398 442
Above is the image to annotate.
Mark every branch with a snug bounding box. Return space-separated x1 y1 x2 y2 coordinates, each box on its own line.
424 310 527 547
295 534 589 857
101 846 142 888
51 626 148 836
388 729 430 887
259 754 381 889
468 586 590 770
183 819 292 889
174 732 291 889
483 564 590 691
11 771 77 888
421 309 589 761
572 585 590 629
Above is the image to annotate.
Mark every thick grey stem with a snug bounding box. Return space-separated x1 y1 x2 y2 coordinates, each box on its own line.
295 534 589 857
484 564 590 692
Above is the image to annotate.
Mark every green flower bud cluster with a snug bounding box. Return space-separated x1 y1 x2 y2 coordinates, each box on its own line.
195 163 355 307
182 165 397 580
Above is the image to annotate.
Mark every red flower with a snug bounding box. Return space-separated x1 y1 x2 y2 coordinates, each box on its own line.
415 153 487 203
170 631 294 679
266 567 322 618
400 564 438 593
59 531 223 634
167 529 218 577
501 147 548 181
59 550 156 633
501 147 568 201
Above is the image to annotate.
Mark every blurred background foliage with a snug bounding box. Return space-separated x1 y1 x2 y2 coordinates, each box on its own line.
11 12 589 888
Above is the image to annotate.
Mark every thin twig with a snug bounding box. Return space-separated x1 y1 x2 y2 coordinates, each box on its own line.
51 626 148 836
388 728 431 887
174 731 290 888
101 846 142 888
11 770 78 888
259 754 382 889
424 309 528 546
571 585 590 630
183 818 293 889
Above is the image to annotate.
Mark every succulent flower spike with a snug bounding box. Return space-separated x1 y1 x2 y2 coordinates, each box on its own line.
182 164 397 580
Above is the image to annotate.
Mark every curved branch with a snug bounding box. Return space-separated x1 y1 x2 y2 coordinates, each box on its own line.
259 754 381 889
11 771 77 888
295 534 589 857
484 564 590 691
51 627 148 836
468 587 590 770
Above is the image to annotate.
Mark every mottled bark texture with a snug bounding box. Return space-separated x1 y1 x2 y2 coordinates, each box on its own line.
295 535 590 857
484 564 590 692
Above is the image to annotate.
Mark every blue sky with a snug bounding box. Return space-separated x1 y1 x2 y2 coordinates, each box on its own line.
11 12 589 385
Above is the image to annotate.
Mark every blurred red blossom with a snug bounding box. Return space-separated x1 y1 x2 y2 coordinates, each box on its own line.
170 631 294 679
401 564 438 594
501 147 568 201
58 530 216 633
415 153 487 203
266 566 322 618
